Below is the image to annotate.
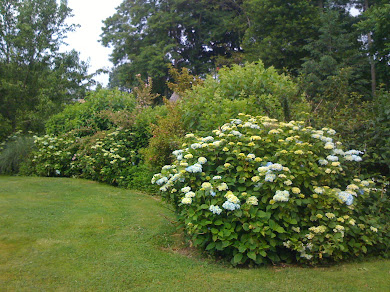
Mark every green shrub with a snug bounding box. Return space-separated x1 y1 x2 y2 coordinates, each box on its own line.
153 114 389 265
167 64 204 96
131 104 169 148
309 89 390 176
74 129 143 186
30 95 170 181
0 114 12 142
29 119 162 191
30 134 79 177
45 89 136 136
179 61 310 134
142 100 184 169
181 95 261 136
0 131 35 174
370 89 390 175
125 164 160 194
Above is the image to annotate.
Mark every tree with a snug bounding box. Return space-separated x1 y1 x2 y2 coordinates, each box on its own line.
242 0 321 74
100 0 246 94
356 2 390 92
300 5 369 100
0 0 92 137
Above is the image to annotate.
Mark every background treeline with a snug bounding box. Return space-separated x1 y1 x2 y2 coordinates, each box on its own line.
101 0 389 97
0 0 389 182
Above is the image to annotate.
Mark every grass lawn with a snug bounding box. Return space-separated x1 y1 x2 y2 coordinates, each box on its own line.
0 176 389 291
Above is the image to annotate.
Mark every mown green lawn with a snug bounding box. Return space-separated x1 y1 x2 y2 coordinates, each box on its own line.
0 176 389 291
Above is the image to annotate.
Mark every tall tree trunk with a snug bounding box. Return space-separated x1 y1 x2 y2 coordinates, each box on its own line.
364 0 376 96
367 33 376 96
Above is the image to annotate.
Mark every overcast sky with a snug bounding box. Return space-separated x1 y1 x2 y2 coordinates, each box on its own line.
60 0 123 87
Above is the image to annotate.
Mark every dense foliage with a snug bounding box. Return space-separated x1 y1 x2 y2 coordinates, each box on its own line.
28 128 158 193
0 0 92 137
0 130 34 174
153 114 389 265
26 88 164 192
243 0 319 72
2 0 389 268
45 89 137 136
100 0 245 93
100 0 389 96
300 8 369 99
179 62 310 134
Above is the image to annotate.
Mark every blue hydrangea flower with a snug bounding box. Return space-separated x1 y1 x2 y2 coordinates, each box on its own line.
318 159 328 165
156 177 168 185
222 201 240 211
326 155 338 162
273 190 290 202
231 119 242 125
351 155 362 162
185 163 202 173
265 173 276 182
231 130 242 137
345 150 364 155
338 191 354 205
269 163 283 171
209 205 222 215
202 136 214 142
190 143 202 150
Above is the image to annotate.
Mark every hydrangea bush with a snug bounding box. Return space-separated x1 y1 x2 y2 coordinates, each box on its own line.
30 128 157 191
153 114 389 265
74 129 139 187
31 134 78 177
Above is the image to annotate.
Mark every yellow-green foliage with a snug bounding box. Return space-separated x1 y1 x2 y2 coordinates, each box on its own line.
45 89 136 136
142 99 185 169
133 74 160 108
179 61 310 134
167 64 204 96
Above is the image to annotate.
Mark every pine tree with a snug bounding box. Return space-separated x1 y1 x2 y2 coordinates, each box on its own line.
242 0 320 74
300 5 369 100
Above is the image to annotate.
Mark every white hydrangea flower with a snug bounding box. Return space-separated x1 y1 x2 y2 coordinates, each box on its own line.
209 205 222 215
273 190 289 202
198 157 207 164
246 196 258 205
181 197 192 204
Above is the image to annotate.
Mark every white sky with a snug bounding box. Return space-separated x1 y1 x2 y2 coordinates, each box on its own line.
60 0 123 87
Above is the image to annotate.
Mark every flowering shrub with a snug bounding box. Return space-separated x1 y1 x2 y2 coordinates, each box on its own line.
31 134 78 177
30 127 159 193
153 114 389 265
74 129 140 186
142 99 184 169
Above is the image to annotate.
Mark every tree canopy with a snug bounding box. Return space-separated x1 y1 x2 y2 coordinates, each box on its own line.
0 0 92 138
100 0 389 96
100 0 246 94
242 0 320 73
